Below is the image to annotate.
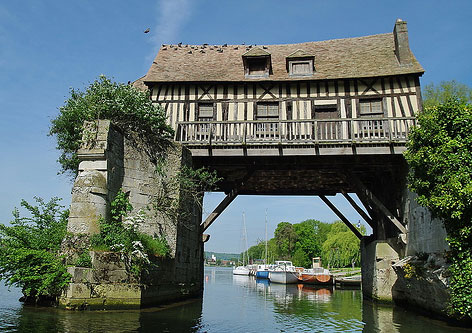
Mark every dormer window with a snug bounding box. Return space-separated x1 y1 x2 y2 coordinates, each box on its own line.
286 50 315 77
242 47 271 78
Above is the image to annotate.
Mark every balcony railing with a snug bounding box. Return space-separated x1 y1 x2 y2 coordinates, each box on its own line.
175 117 416 146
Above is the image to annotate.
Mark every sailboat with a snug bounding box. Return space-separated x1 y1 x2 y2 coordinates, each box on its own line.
256 209 271 279
233 212 250 276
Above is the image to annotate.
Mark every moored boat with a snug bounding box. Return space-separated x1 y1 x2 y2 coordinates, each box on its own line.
255 264 272 279
268 261 299 284
232 265 250 276
334 275 361 287
300 257 333 285
300 267 333 285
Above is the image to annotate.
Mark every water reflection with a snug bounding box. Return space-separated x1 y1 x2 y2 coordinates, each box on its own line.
1 268 470 332
4 298 203 333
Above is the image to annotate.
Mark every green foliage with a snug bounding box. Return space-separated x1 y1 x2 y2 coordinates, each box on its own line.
75 251 92 268
405 99 472 222
274 222 298 260
91 189 169 276
321 222 363 268
49 75 174 177
246 219 361 268
0 197 71 299
423 80 472 108
153 157 221 222
292 220 331 267
405 98 472 319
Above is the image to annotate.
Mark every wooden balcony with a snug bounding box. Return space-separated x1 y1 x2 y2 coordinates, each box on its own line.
175 117 416 156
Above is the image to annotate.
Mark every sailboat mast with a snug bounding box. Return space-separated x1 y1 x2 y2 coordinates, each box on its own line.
265 209 268 265
243 212 249 266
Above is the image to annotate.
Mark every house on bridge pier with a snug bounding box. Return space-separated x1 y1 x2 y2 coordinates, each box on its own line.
137 19 425 241
63 20 449 313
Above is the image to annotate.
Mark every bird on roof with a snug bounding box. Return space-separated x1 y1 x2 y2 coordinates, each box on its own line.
144 28 150 33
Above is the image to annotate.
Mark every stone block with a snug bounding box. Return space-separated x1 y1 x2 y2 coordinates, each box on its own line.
68 267 93 283
91 283 141 299
79 160 108 171
64 283 91 299
66 217 100 234
91 251 126 270
92 269 137 284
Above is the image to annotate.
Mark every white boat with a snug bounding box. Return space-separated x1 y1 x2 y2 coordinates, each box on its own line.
268 261 299 284
256 264 273 279
232 265 250 276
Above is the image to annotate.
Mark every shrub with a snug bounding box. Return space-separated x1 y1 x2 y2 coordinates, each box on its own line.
0 197 71 300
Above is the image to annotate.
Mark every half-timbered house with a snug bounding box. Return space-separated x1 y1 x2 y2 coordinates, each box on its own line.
137 19 423 159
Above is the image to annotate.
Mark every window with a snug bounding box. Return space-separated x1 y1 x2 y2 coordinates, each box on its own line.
256 102 279 120
197 103 214 137
256 102 279 136
359 98 383 115
359 98 385 136
198 103 214 121
242 47 271 78
286 50 315 77
247 58 268 76
289 60 313 76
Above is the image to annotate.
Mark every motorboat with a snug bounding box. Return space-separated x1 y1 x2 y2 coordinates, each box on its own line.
232 265 250 276
268 261 299 284
255 264 272 279
299 257 333 285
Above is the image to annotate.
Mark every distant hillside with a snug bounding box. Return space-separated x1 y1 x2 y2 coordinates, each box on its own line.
205 251 240 261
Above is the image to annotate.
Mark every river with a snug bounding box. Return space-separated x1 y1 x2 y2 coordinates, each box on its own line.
0 267 468 332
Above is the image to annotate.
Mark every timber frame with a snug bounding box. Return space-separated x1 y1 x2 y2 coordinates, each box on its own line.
136 20 424 241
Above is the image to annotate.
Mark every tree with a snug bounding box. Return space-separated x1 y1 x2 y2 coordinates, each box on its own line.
292 219 331 267
0 198 71 301
422 80 472 108
321 221 363 268
405 98 472 319
274 222 298 260
49 75 173 178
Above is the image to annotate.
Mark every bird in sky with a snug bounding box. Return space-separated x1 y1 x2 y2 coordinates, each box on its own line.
144 28 150 33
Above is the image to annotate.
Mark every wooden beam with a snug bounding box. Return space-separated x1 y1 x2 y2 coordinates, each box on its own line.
200 168 255 233
319 195 363 240
347 174 407 234
341 190 375 229
201 189 238 232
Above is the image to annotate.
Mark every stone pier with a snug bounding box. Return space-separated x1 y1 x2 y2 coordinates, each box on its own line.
60 120 204 310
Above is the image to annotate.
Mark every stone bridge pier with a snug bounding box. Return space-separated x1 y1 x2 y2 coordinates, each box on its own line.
60 120 204 309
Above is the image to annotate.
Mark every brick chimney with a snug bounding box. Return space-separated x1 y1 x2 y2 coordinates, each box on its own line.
393 19 412 65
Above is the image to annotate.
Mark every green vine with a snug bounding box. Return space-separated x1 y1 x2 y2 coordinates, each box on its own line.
49 75 174 178
153 160 221 222
405 98 472 319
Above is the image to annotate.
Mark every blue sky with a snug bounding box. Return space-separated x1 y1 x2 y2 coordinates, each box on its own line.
0 1 471 253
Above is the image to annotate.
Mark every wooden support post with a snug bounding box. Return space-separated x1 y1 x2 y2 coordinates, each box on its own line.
319 195 363 240
201 189 238 233
347 174 407 234
341 190 375 229
200 168 254 233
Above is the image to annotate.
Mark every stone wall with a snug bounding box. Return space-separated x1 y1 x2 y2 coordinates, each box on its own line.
60 120 203 310
360 187 450 316
361 239 400 303
402 190 448 255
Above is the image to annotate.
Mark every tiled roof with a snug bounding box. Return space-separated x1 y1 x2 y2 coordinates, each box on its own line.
143 33 424 83
286 49 314 58
242 47 271 57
